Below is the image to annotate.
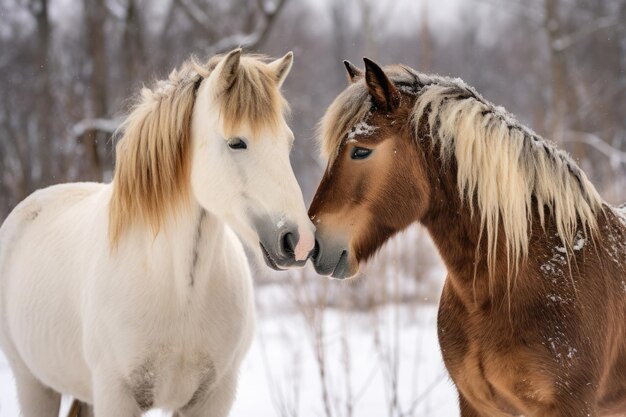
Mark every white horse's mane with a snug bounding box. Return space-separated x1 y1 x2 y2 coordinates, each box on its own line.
320 65 604 278
109 54 286 245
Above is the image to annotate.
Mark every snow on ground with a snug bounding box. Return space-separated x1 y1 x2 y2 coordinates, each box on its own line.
0 295 458 417
0 352 17 417
231 302 459 417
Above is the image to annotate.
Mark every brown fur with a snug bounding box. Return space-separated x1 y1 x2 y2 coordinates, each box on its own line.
309 60 626 416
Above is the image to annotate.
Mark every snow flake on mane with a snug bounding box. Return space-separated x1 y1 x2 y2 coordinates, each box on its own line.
347 120 377 141
573 232 586 251
540 243 568 283
615 204 626 227
555 230 587 254
543 324 577 368
603 220 626 266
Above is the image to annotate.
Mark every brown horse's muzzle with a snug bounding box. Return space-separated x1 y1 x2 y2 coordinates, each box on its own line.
310 231 356 279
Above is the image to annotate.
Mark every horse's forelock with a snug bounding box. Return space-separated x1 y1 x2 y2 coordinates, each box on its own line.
318 83 370 162
215 55 288 138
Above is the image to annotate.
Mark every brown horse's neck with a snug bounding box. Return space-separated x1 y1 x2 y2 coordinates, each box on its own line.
414 139 611 312
417 145 520 308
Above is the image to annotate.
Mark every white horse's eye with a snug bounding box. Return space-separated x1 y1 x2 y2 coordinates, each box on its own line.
228 137 248 150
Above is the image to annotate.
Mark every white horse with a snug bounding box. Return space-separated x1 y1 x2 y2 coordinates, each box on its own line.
0 49 315 417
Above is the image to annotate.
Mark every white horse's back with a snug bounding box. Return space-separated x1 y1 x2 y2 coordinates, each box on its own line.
0 182 107 400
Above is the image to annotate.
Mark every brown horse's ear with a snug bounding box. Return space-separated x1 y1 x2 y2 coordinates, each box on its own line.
343 60 363 83
363 57 399 112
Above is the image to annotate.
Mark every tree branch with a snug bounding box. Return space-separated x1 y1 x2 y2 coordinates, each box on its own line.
563 131 626 169
174 0 219 39
552 15 623 52
72 117 124 139
204 0 288 55
471 0 544 24
105 0 127 20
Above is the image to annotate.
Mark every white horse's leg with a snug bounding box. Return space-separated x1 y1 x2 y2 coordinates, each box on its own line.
77 402 95 417
92 373 141 417
13 367 61 417
176 371 238 417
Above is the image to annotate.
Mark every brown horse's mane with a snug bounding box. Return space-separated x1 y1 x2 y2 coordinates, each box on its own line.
319 65 605 277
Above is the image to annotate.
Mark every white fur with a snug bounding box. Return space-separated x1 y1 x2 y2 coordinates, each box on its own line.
0 53 314 417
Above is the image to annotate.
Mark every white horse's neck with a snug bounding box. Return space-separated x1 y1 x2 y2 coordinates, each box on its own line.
170 204 222 288
131 200 228 299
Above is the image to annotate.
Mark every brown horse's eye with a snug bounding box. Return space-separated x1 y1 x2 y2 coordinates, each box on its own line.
351 147 373 160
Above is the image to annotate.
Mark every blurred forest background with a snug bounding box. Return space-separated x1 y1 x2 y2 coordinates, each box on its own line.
0 0 625 416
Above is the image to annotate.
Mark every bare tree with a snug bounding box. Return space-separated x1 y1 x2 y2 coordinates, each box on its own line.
82 0 110 181
418 1 433 73
122 0 146 89
31 0 54 187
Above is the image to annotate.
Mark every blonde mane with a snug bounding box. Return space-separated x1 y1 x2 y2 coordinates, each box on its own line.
320 66 604 276
109 54 285 245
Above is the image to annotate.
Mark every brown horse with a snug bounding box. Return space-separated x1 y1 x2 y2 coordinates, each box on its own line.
308 58 626 417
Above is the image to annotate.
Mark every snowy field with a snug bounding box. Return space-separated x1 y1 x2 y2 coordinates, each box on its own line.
231 303 459 417
0 290 458 417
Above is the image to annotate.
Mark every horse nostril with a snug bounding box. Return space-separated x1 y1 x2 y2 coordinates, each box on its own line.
281 232 297 257
311 239 320 261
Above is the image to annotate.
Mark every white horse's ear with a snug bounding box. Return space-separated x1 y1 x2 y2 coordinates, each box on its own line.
268 51 293 88
213 48 242 92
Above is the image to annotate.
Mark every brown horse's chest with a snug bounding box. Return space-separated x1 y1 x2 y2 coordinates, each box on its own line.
437 280 563 416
